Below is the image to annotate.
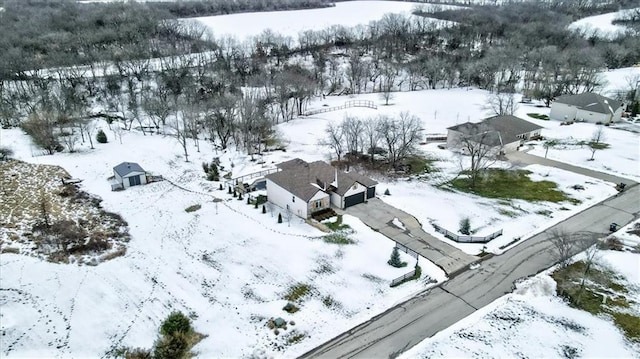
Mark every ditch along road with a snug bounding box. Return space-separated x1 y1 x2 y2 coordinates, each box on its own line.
300 184 640 359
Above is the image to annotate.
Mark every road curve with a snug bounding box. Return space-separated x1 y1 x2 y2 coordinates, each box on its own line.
300 184 640 359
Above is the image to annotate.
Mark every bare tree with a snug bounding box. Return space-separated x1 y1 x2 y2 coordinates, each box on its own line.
204 93 238 150
60 128 79 153
170 111 190 162
548 229 576 269
485 91 518 116
21 112 60 155
379 112 423 170
237 90 269 159
143 85 172 134
320 122 345 163
587 126 606 161
84 120 96 150
342 115 364 156
363 117 382 165
111 122 125 145
452 124 502 188
379 63 397 105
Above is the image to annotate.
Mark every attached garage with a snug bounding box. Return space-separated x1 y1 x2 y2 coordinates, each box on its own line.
344 193 365 208
366 186 376 199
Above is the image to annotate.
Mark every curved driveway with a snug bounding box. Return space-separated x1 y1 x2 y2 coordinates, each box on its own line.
340 198 477 275
301 174 639 359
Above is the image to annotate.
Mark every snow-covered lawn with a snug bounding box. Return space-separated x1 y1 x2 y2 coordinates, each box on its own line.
380 159 618 254
193 1 459 43
1 71 638 356
274 88 627 255
569 8 639 38
401 250 640 358
526 121 640 182
0 127 445 358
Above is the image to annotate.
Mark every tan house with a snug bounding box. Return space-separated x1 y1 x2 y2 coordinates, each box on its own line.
447 115 543 154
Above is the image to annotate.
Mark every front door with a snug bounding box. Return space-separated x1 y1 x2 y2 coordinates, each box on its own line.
129 175 141 187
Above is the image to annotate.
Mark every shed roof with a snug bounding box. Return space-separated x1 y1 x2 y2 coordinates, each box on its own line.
266 159 377 201
114 162 145 177
448 115 542 144
554 93 622 114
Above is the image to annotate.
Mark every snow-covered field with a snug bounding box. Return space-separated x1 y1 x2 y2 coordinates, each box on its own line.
193 1 459 43
0 126 446 357
1 47 639 356
569 8 640 38
401 249 640 358
274 88 628 254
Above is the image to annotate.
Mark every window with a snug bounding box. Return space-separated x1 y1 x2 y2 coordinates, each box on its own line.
292 196 295 202
315 200 323 209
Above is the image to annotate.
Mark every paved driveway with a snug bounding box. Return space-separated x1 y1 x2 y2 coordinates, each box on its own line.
301 184 640 359
340 198 477 276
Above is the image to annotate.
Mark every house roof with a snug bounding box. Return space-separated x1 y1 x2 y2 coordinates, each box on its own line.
113 162 145 177
554 93 623 114
448 115 543 145
266 159 377 201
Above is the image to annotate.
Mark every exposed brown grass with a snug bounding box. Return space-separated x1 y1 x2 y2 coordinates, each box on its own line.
0 160 130 264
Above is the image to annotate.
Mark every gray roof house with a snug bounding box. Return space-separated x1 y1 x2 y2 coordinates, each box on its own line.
265 159 377 218
447 115 543 154
550 93 623 123
112 162 147 190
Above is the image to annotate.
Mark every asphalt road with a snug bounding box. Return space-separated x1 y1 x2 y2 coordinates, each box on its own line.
339 198 477 275
300 184 640 359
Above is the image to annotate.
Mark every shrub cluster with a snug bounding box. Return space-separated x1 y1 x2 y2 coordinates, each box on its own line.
202 160 220 181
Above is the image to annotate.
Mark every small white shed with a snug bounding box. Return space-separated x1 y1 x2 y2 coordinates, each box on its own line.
113 162 147 190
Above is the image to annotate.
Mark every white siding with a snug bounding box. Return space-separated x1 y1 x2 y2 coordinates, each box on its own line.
114 171 123 186
575 109 608 123
122 171 146 188
549 103 577 122
343 182 366 197
551 102 622 123
266 179 313 219
575 108 622 123
446 130 463 150
330 192 342 209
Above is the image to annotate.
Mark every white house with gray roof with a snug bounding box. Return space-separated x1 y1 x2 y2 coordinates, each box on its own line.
447 115 543 154
265 159 377 219
112 162 147 190
550 93 623 123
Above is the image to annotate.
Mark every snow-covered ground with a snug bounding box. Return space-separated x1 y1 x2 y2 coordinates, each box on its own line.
611 219 640 249
401 250 640 358
193 1 459 43
1 72 638 356
0 125 445 358
569 8 640 38
274 88 628 254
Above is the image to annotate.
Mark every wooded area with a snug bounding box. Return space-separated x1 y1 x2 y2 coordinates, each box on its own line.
1 0 639 168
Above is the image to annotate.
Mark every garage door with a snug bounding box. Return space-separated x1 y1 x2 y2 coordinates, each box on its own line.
344 193 365 208
366 186 376 199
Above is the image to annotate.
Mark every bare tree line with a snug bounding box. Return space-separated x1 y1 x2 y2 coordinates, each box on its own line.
2 0 640 161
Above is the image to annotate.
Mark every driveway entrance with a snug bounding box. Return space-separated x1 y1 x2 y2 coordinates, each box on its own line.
341 198 477 275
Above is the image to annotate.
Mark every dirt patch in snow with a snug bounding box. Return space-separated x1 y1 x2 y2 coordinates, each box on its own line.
0 160 129 264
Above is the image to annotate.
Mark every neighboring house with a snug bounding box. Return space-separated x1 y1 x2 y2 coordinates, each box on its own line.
112 162 147 190
265 158 377 219
549 93 623 123
447 115 543 154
